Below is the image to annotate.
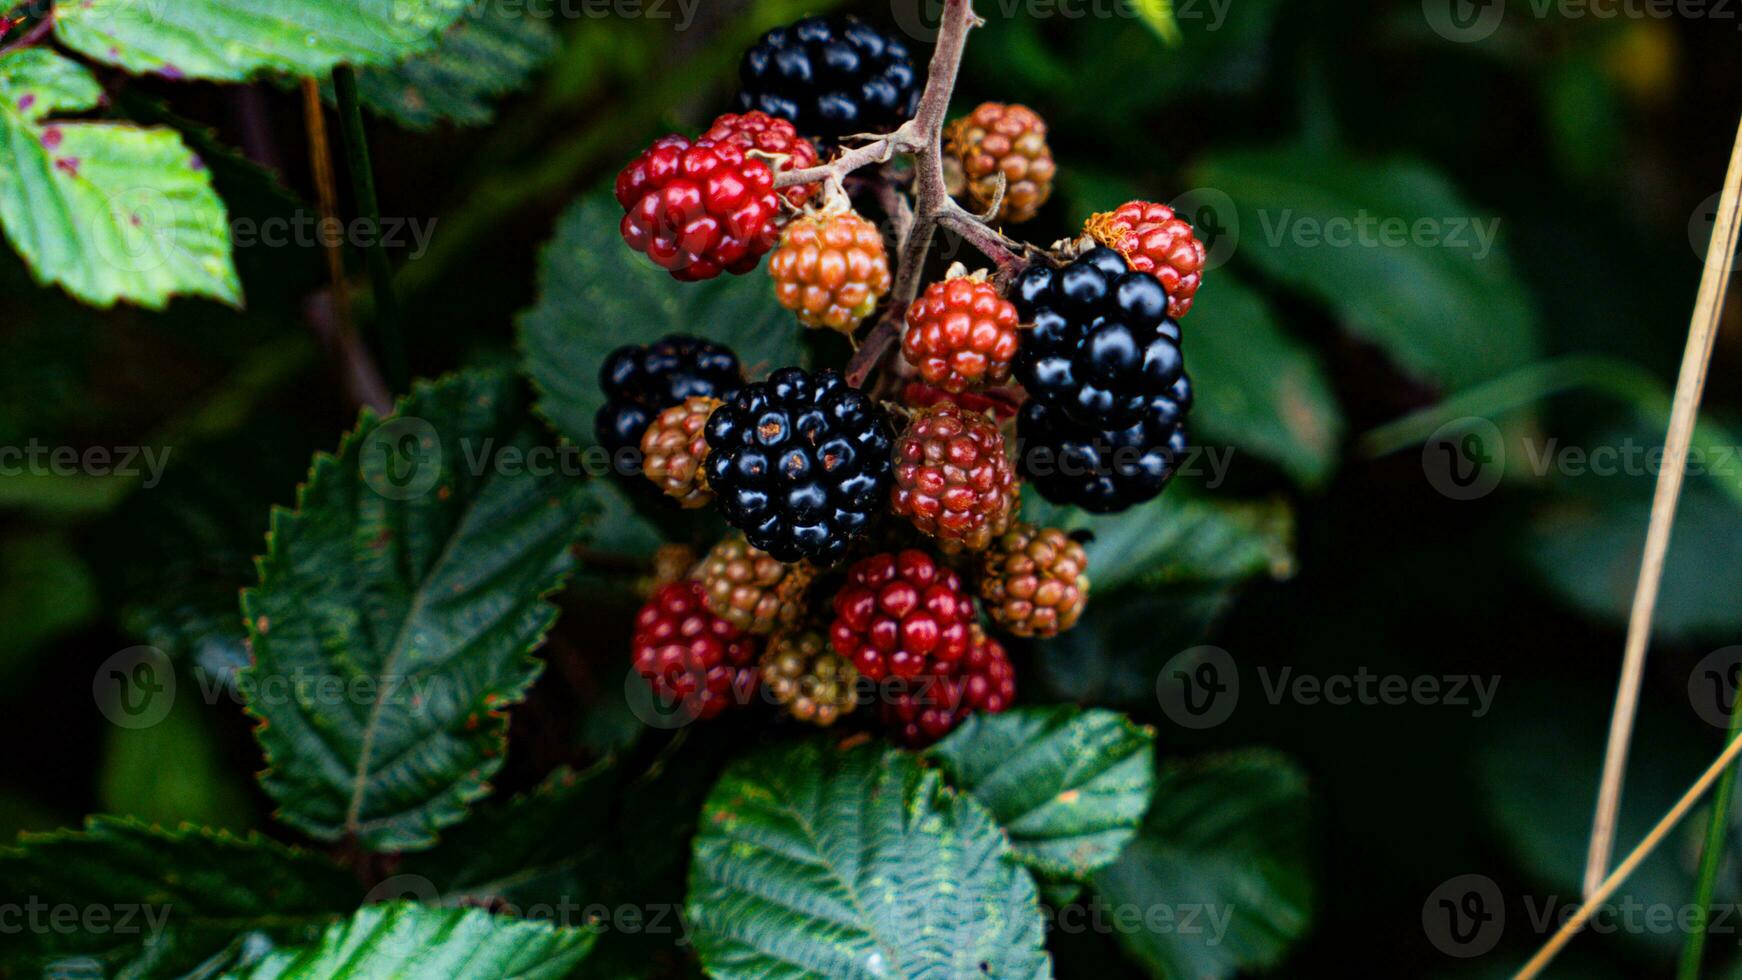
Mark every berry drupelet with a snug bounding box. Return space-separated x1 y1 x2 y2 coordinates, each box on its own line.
881 626 1015 747
1012 245 1186 432
703 367 894 564
1017 374 1193 514
829 549 975 682
616 133 780 281
736 16 920 141
594 336 742 470
1086 201 1207 319
632 582 761 722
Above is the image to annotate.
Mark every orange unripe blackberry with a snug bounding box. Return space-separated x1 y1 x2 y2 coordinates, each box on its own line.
760 628 859 727
946 102 1055 224
901 274 1022 393
890 403 1018 553
640 396 718 508
979 523 1089 638
1085 200 1206 319
768 210 893 334
693 534 813 635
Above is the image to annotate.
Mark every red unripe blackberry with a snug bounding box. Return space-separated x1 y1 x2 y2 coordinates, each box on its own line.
1086 201 1206 319
946 102 1056 224
616 134 780 281
901 274 1022 393
900 381 1020 422
700 111 821 211
890 404 1018 553
769 210 892 334
881 627 1016 747
631 582 760 721
828 549 975 682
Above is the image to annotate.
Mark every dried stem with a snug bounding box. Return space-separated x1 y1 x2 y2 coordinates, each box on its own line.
1520 730 1742 977
300 79 390 415
1583 111 1742 898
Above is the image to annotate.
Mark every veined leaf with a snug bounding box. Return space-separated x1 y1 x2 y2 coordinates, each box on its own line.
931 707 1156 880
344 5 560 130
1022 488 1295 593
0 817 357 978
1187 270 1342 486
1093 751 1314 979
1191 148 1537 390
518 189 806 447
55 0 468 82
688 740 1053 980
0 49 240 309
243 370 597 851
237 902 595 979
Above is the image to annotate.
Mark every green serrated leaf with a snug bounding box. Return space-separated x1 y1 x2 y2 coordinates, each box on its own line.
1191 148 1537 391
1188 271 1342 487
343 5 560 130
0 49 240 309
1133 0 1183 45
688 740 1053 980
0 816 358 978
931 707 1156 880
518 189 807 447
1022 487 1295 593
242 369 598 851
55 0 468 82
1092 751 1314 980
235 902 595 979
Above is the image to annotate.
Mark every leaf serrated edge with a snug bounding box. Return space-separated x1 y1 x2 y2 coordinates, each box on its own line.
928 707 1158 880
237 369 595 849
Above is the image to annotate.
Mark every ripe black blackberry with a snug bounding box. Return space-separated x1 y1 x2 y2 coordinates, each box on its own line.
1012 246 1187 431
735 16 920 141
704 367 894 564
594 336 742 467
1017 375 1192 514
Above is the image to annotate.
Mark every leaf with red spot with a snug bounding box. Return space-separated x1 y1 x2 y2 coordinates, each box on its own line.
0 48 240 309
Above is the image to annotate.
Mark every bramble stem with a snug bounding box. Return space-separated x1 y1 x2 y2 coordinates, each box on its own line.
1678 698 1742 980
841 0 999 389
333 67 409 394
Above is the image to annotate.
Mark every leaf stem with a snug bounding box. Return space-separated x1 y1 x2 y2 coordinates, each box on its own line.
332 67 408 394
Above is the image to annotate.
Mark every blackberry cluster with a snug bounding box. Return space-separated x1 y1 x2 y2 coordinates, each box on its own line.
594 336 742 466
704 367 894 564
736 16 920 141
1012 246 1185 431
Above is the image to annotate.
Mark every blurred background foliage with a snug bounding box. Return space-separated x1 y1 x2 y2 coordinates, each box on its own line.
3 0 1742 974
